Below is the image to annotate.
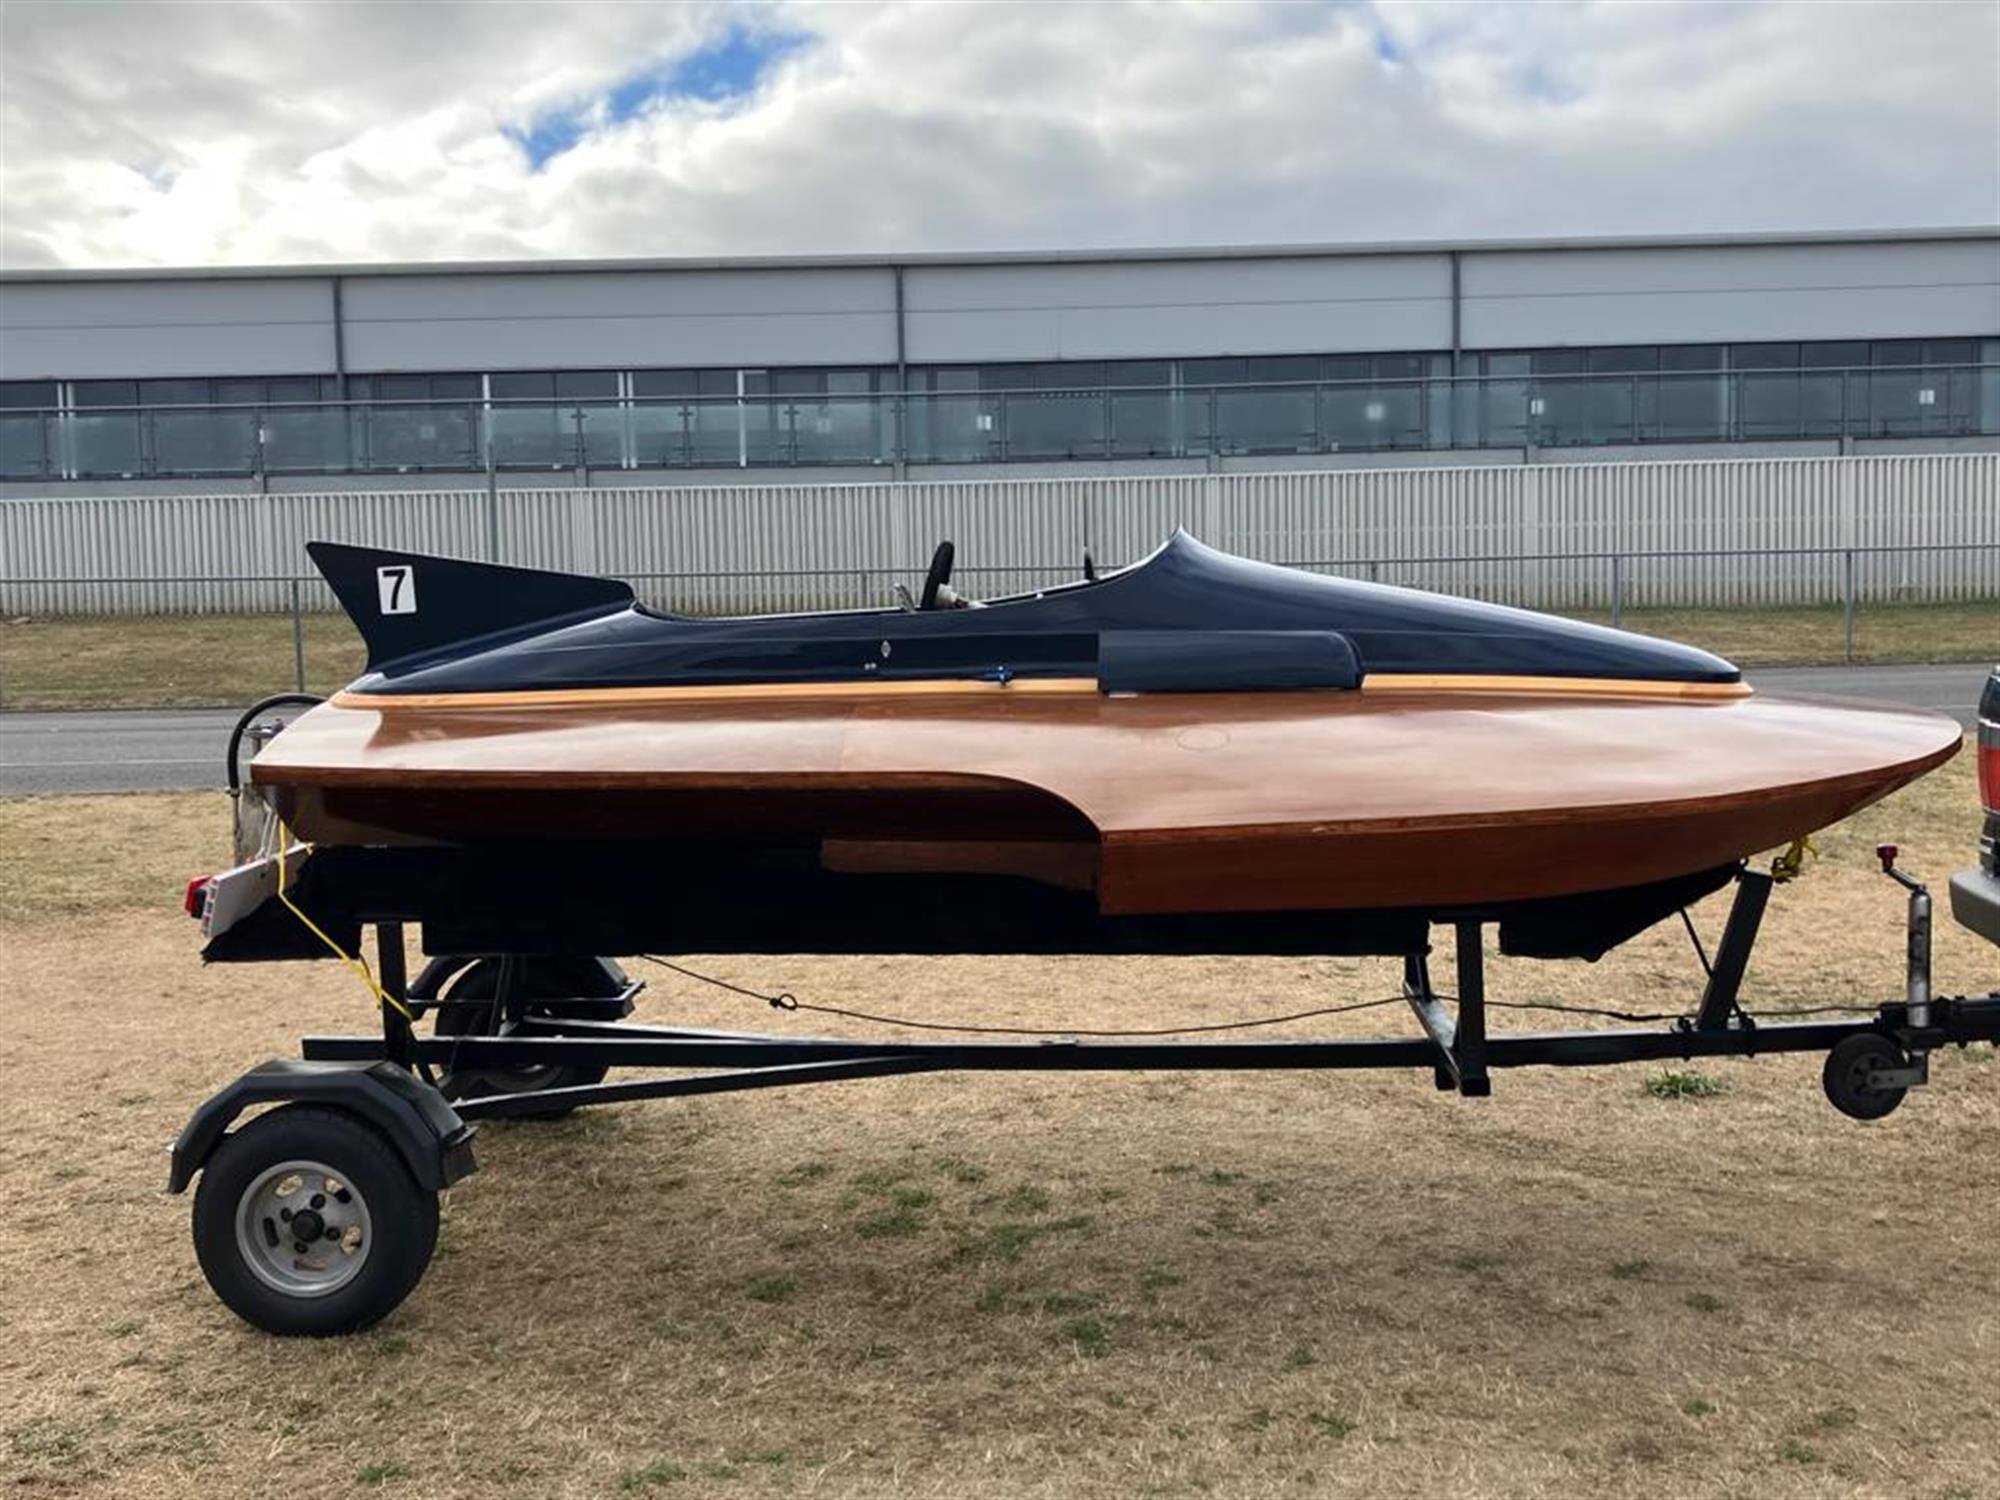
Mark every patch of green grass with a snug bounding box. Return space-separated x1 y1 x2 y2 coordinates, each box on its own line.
1609 1258 1653 1281
0 611 366 710
933 1155 987 1184
1564 599 2000 669
1244 1407 1274 1431
776 1162 831 1188
949 1215 1094 1264
1683 1398 1715 1418
1813 1406 1858 1430
107 1319 145 1338
850 1166 915 1193
745 1274 796 1305
1779 1439 1819 1465
619 1459 690 1489
356 1459 409 1486
855 1202 927 1239
1286 1344 1316 1369
1645 1069 1727 1100
1040 1291 1103 1315
1306 1412 1356 1440
6 1416 83 1462
1684 1292 1727 1313
1447 1250 1505 1277
1062 1318 1111 1358
986 1184 1052 1215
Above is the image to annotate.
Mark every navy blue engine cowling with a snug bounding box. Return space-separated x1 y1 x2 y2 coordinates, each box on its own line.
311 531 1739 696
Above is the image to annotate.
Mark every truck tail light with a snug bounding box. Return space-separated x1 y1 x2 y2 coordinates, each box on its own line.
1980 670 1999 815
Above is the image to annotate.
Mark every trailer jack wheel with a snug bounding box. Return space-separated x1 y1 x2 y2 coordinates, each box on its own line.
191 1103 438 1336
1822 1033 1911 1122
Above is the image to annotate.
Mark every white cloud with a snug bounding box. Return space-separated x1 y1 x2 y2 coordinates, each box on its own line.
0 0 1993 269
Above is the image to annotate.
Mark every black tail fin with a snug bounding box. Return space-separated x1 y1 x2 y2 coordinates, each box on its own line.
308 542 634 672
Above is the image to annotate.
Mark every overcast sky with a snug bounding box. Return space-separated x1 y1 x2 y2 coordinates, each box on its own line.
2 0 1995 269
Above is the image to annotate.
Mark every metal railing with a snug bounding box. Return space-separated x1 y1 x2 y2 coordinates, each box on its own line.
3 362 1994 482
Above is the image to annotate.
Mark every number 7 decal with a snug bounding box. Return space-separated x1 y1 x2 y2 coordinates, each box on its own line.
376 565 417 615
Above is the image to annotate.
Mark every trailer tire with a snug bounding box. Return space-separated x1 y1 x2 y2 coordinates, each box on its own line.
1822 1033 1909 1122
192 1103 438 1336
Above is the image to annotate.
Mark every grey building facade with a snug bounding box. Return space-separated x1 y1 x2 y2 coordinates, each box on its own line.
2 228 1995 492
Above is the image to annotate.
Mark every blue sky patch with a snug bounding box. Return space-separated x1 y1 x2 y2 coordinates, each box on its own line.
509 26 812 169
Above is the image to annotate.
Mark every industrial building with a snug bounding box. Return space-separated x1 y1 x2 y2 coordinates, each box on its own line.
1 227 1995 493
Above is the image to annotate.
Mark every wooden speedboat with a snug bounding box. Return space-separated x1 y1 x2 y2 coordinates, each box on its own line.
242 534 1959 961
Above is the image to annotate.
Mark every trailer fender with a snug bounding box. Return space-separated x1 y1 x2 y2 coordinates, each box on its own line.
167 1059 477 1195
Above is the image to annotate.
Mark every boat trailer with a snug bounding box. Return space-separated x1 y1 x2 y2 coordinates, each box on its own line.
171 849 2000 1336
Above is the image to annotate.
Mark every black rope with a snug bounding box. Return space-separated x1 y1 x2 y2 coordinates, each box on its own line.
1479 997 1685 1024
1727 1001 1881 1018
636 957 1884 1038
638 956 1407 1036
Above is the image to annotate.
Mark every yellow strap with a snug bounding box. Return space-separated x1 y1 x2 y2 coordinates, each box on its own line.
275 823 415 1022
1770 835 1817 884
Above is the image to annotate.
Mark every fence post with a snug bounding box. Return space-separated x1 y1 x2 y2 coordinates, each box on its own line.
1611 553 1624 628
1842 548 1856 664
290 578 306 692
483 406 502 562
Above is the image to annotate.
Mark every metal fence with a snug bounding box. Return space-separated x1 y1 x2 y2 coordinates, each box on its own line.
4 362 1996 481
2 452 1994 620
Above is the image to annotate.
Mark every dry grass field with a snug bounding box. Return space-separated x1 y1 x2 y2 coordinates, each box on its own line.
3 600 1997 709
1 752 1996 1499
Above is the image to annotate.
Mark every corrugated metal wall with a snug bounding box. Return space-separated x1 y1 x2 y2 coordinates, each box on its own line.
1 453 1993 616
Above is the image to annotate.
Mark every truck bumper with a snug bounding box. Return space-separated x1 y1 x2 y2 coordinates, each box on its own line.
1949 866 2000 947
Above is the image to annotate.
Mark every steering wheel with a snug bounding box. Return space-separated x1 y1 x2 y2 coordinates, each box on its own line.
919 540 956 610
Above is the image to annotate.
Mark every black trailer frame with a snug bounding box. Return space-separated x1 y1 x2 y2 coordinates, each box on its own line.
295 868 1998 1121
171 858 2000 1336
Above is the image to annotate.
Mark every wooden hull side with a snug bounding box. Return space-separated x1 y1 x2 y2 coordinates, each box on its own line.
1098 758 1943 914
252 687 1963 914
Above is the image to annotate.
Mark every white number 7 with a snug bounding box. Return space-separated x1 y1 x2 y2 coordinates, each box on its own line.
376 565 417 615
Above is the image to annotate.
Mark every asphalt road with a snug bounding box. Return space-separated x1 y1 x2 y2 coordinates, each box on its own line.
0 662 1991 797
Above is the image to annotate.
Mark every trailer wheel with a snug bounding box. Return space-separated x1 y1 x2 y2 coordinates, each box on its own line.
191 1104 438 1336
434 959 609 1118
1822 1033 1909 1121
